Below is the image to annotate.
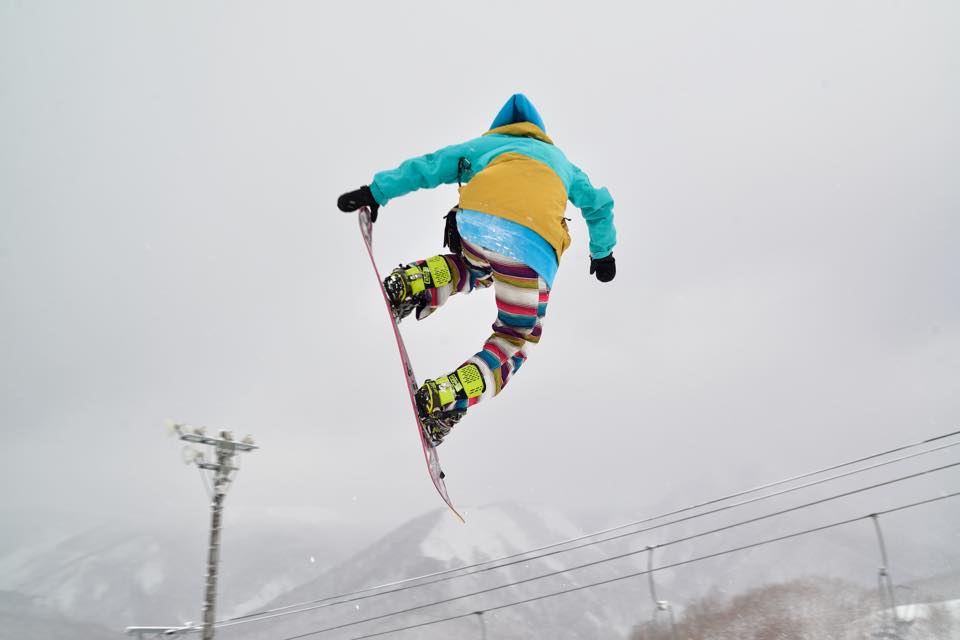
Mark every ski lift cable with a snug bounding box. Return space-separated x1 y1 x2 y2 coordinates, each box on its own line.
215 429 959 627
283 491 960 640
222 461 959 629
225 460 960 631
221 435 960 628
281 491 960 640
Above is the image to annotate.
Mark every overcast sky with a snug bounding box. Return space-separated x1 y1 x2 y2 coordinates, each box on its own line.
2 1 958 543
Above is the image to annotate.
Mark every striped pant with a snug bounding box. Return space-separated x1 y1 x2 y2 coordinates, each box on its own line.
412 237 550 412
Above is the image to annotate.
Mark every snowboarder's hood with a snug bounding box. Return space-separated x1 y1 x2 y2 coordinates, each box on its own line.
485 93 553 145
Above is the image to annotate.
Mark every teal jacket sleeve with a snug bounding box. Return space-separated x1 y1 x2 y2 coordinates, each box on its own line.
569 166 616 258
369 141 475 206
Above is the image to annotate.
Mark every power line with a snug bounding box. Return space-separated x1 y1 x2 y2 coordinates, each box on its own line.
249 464 959 633
224 458 959 628
342 491 960 640
217 430 960 629
216 443 960 629
267 467 960 639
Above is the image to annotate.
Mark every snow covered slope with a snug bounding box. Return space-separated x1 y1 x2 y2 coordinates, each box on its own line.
0 508 364 630
0 591 117 640
220 502 645 640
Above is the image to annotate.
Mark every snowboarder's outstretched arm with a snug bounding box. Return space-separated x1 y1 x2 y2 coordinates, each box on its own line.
369 142 476 206
569 166 617 281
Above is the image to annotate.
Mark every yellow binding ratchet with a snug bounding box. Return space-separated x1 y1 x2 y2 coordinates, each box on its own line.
425 255 452 288
455 363 485 399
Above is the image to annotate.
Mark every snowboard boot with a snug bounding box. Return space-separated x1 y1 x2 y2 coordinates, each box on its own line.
415 363 486 445
383 256 453 322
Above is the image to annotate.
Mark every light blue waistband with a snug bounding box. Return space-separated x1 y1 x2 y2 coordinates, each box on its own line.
456 209 558 288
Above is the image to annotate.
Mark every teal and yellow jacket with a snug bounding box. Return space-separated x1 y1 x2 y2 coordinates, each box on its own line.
369 95 616 261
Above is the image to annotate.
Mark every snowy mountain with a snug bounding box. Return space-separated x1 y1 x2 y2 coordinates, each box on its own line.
0 508 367 632
219 502 647 640
0 591 118 640
214 494 959 640
564 480 960 611
2 497 955 639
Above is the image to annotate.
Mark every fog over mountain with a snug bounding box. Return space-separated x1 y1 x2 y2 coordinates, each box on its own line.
2 487 956 637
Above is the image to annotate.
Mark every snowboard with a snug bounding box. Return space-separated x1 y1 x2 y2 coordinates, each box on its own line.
358 206 465 523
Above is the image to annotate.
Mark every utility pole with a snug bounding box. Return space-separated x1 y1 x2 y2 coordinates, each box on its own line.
173 423 258 640
126 422 258 640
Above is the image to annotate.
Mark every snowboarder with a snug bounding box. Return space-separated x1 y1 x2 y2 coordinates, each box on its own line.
338 93 616 445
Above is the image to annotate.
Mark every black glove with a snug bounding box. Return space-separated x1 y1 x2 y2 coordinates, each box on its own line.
337 186 380 222
589 253 616 283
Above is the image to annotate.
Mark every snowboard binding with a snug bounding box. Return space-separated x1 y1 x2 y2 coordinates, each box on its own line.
418 409 464 447
415 364 486 446
383 256 452 322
